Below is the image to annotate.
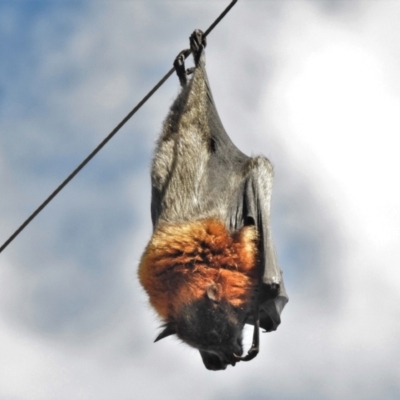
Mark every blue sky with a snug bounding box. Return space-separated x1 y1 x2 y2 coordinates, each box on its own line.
1 1 400 399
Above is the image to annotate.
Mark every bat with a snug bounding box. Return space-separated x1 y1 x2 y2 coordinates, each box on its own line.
138 30 288 371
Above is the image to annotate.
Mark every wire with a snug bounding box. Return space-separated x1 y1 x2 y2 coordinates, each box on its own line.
0 0 238 254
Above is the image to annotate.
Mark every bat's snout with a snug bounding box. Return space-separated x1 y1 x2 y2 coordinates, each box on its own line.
199 348 242 371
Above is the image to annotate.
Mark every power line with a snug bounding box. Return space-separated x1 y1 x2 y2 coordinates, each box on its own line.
0 0 238 254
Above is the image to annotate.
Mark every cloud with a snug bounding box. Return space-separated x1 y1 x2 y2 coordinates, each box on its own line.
259 1 400 398
1 1 399 399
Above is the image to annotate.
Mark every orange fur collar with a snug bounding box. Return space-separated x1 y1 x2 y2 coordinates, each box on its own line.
138 219 258 321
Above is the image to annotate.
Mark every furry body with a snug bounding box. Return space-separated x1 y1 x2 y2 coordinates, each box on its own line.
139 30 288 370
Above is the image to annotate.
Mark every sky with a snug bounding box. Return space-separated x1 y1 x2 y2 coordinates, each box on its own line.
0 0 399 399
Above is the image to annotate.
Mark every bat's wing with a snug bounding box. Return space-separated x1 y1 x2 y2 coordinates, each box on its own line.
201 64 249 165
197 60 288 332
241 159 288 331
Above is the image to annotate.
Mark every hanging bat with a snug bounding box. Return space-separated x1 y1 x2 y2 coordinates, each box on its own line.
138 30 288 371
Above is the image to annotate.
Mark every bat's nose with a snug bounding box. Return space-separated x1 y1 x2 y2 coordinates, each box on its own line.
199 351 228 371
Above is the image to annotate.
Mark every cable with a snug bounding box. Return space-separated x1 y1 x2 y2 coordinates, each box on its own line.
0 0 238 254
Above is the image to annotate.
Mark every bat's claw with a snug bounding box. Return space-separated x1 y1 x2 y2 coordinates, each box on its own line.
233 345 259 362
190 29 206 66
173 49 191 87
234 307 260 362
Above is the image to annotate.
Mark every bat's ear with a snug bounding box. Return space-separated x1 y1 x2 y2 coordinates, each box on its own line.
154 323 176 342
206 283 221 302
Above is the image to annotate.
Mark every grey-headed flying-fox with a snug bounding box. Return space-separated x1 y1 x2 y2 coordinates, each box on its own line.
139 30 288 371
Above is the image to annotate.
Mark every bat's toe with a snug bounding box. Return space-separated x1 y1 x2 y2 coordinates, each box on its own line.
189 29 207 66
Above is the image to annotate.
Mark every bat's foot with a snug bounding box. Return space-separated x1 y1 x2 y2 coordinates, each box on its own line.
190 29 207 67
234 306 260 363
173 49 190 87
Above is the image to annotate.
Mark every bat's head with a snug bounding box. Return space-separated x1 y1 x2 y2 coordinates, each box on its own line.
156 283 249 370
139 219 258 370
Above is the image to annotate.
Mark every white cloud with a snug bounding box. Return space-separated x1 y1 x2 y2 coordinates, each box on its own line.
260 1 400 398
1 1 400 399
